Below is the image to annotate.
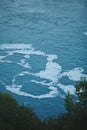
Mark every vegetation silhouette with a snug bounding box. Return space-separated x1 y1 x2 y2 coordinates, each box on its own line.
0 77 87 130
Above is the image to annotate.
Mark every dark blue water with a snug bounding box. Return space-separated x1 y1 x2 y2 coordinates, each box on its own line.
0 0 87 119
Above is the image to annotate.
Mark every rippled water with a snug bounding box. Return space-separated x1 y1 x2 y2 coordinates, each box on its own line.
0 0 87 119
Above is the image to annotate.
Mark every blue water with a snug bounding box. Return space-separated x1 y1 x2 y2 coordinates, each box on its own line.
0 0 87 119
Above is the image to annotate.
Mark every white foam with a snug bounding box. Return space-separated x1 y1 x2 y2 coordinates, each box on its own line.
62 68 87 81
23 63 31 68
7 51 14 56
0 43 32 50
49 86 58 95
58 83 75 95
47 54 58 61
84 31 87 36
6 61 12 63
24 55 30 58
5 70 58 99
35 86 58 99
0 80 6 86
6 84 58 99
19 72 25 76
31 80 53 86
35 61 62 83
21 59 26 64
0 56 9 63
17 59 31 68
32 50 45 56
1 43 87 99
0 56 6 60
0 59 12 64
13 49 45 56
0 44 45 57
6 86 36 98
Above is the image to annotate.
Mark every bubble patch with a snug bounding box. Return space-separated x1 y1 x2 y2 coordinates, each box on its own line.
0 43 87 99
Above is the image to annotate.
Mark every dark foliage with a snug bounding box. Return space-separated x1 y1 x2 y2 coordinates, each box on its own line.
46 77 87 130
0 92 44 130
0 77 87 130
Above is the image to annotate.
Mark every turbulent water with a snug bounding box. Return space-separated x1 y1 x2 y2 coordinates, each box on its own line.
0 0 87 119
